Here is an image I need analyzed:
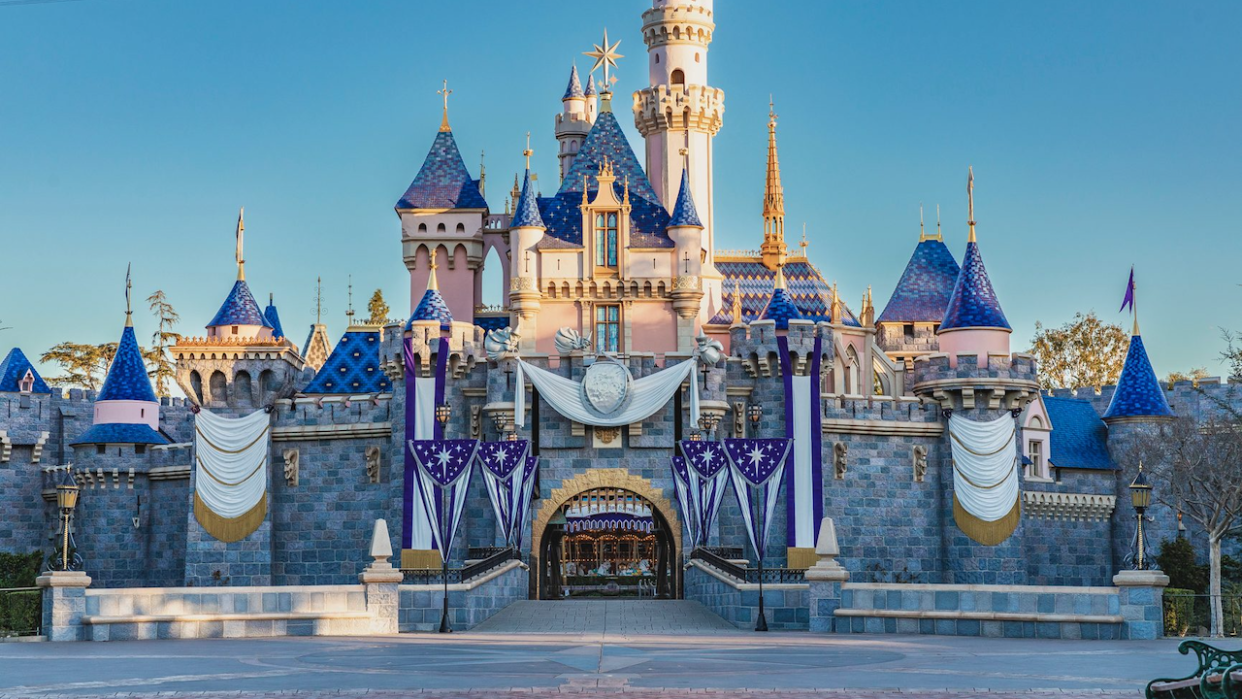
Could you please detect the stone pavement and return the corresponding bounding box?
[472,600,739,635]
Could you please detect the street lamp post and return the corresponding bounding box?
[745,403,768,632]
[1129,462,1153,571]
[55,481,80,571]
[435,401,453,633]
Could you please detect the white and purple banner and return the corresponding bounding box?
[777,335,824,549]
[670,456,698,547]
[409,438,480,563]
[723,438,794,563]
[476,439,536,549]
[402,337,448,550]
[677,440,730,548]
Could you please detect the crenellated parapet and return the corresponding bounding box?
[911,352,1039,412]
[633,84,725,137]
[729,319,833,379]
[173,334,306,409]
[378,321,486,382]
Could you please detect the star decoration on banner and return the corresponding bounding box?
[409,439,477,487]
[477,439,528,479]
[679,440,727,478]
[723,438,793,486]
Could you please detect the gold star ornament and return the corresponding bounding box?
[584,29,623,87]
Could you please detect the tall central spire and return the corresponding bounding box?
[760,97,787,270]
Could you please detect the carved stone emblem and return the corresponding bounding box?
[581,356,633,417]
[365,445,381,484]
[913,445,928,483]
[283,448,299,488]
[833,442,848,480]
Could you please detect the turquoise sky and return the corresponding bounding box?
[1,0,1238,381]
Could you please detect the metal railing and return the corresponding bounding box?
[699,546,744,561]
[1164,593,1242,637]
[402,548,519,585]
[0,588,41,638]
[690,547,807,585]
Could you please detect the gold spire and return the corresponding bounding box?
[731,279,743,325]
[235,207,245,281]
[967,166,976,243]
[124,262,133,327]
[774,263,787,290]
[761,97,787,270]
[479,149,486,197]
[623,175,630,206]
[919,203,929,242]
[830,281,842,325]
[1132,272,1141,336]
[345,274,355,322]
[936,203,943,241]
[427,258,440,292]
[437,80,453,132]
[800,223,809,254]
[523,132,533,171]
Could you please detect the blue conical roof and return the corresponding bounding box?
[563,65,584,100]
[758,270,805,330]
[97,325,157,403]
[584,75,597,97]
[1103,334,1174,420]
[511,169,545,229]
[940,241,1010,331]
[668,169,702,228]
[396,130,488,211]
[209,279,272,329]
[264,295,285,339]
[877,239,960,324]
[0,348,50,393]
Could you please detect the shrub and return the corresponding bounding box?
[1158,537,1207,593]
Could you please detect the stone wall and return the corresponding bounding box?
[684,561,809,630]
[398,561,528,632]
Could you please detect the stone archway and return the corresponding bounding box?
[531,469,682,600]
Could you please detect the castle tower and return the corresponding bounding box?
[508,149,546,352]
[760,100,786,271]
[407,260,454,338]
[633,0,725,267]
[936,169,1011,365]
[555,65,593,182]
[584,74,599,123]
[876,206,961,367]
[263,293,287,342]
[667,168,705,350]
[396,84,488,325]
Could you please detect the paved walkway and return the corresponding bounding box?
[0,630,1196,698]
[472,600,739,635]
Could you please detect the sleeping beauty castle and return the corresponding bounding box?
[0,0,1222,639]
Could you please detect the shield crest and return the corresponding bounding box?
[581,356,632,416]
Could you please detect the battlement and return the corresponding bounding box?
[379,322,485,381]
[632,84,725,136]
[911,352,1040,412]
[1048,376,1240,419]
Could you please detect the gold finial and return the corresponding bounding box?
[623,175,630,206]
[345,274,354,321]
[800,223,809,253]
[427,257,440,292]
[936,203,943,241]
[479,149,486,197]
[731,279,743,325]
[919,203,928,241]
[774,263,787,290]
[584,28,623,88]
[235,206,246,281]
[522,132,533,171]
[967,166,976,243]
[124,262,133,327]
[830,281,842,324]
[582,175,590,205]
[437,79,453,132]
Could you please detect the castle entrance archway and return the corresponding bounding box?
[531,469,682,600]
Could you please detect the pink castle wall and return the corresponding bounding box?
[94,400,159,429]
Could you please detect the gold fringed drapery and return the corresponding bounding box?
[194,492,266,543]
[953,494,1020,546]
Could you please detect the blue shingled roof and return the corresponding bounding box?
[474,316,509,332]
[264,297,285,339]
[563,65,584,100]
[536,110,673,249]
[72,422,168,446]
[302,329,392,394]
[396,130,488,211]
[758,286,804,329]
[97,326,158,403]
[940,240,1010,331]
[668,169,702,228]
[1103,335,1174,420]
[877,239,960,324]
[208,280,272,329]
[511,169,545,229]
[584,76,597,97]
[0,348,50,394]
[1043,397,1116,470]
[710,259,861,327]
[407,288,453,331]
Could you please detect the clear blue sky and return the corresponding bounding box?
[1,0,1238,380]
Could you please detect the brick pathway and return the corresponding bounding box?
[472,600,739,635]
[0,691,1142,699]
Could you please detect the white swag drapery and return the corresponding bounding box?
[194,408,271,543]
[513,357,700,428]
[947,413,1021,545]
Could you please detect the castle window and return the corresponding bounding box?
[595,305,620,354]
[456,223,465,234]
[595,212,618,268]
[1028,439,1045,479]
[135,444,146,455]
[19,370,33,393]
[231,326,238,335]
[903,324,915,340]
[671,69,685,86]
[96,445,106,455]
[655,54,660,64]
[695,53,700,63]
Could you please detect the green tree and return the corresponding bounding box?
[1029,311,1129,391]
[1166,367,1210,389]
[146,290,181,396]
[367,289,390,325]
[40,342,117,390]
[1223,329,1242,381]
[1157,536,1207,593]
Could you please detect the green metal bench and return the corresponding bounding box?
[1148,640,1242,699]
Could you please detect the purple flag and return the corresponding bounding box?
[680,440,727,479]
[409,439,477,487]
[478,440,527,480]
[723,438,793,487]
[1119,266,1135,313]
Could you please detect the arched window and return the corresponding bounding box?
[418,223,427,233]
[437,223,446,234]
[19,370,33,393]
[234,371,253,407]
[1029,416,1044,430]
[455,223,465,234]
[190,371,203,403]
[671,69,685,86]
[209,371,227,404]
[695,52,700,63]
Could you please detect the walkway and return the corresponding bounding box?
[471,600,738,635]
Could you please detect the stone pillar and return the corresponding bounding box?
[360,519,404,635]
[1114,569,1169,640]
[37,570,91,642]
[806,518,849,633]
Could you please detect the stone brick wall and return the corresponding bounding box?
[684,563,809,630]
[398,562,528,631]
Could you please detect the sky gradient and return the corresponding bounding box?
[1,0,1238,382]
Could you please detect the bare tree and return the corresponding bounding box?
[1135,416,1242,636]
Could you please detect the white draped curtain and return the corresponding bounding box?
[947,413,1021,545]
[194,408,270,543]
[514,358,700,428]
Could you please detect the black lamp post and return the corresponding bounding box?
[1129,462,1153,571]
[747,403,763,431]
[435,401,453,633]
[55,481,80,572]
[743,403,769,631]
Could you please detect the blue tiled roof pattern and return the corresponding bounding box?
[563,65,584,100]
[407,288,453,330]
[1103,335,1174,419]
[264,301,285,339]
[511,169,545,229]
[0,348,50,393]
[474,316,509,332]
[72,423,168,446]
[759,287,804,329]
[302,330,392,394]
[537,111,673,249]
[710,260,861,327]
[668,169,702,228]
[396,131,488,211]
[97,326,158,403]
[584,77,597,96]
[208,280,272,329]
[1043,397,1117,470]
[877,239,960,324]
[940,241,1011,331]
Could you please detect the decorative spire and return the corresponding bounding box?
[830,281,843,325]
[437,80,453,132]
[124,262,133,327]
[774,263,787,290]
[760,97,787,270]
[427,258,439,291]
[563,64,585,101]
[669,168,702,228]
[511,138,546,230]
[345,274,355,322]
[936,203,943,241]
[919,203,928,242]
[731,279,742,325]
[314,276,324,325]
[966,166,976,243]
[235,206,245,281]
[479,149,486,197]
[800,223,809,255]
[585,29,622,111]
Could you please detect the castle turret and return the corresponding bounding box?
[1102,326,1173,422]
[264,294,286,342]
[555,65,593,182]
[936,169,1011,365]
[876,207,961,366]
[207,209,274,341]
[584,74,599,123]
[757,264,804,331]
[509,153,546,352]
[407,260,454,336]
[667,168,705,350]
